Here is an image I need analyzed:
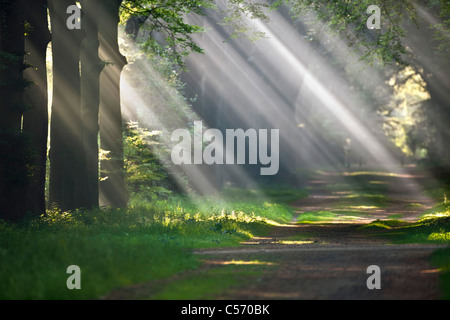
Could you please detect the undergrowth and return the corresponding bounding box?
[0,187,304,300]
[363,198,450,299]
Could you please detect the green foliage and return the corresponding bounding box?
[429,0,450,56]
[379,66,433,159]
[360,219,408,230]
[120,0,209,66]
[0,213,199,299]
[120,27,199,129]
[148,263,270,299]
[0,183,307,299]
[219,0,273,40]
[367,199,450,244]
[431,247,450,299]
[123,121,173,200]
[287,0,418,65]
[0,130,35,185]
[119,27,199,199]
[0,49,24,71]
[120,0,276,65]
[0,50,33,100]
[129,185,302,226]
[221,185,308,210]
[296,210,366,223]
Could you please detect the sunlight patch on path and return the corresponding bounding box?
[291,167,436,224]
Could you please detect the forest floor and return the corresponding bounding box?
[105,165,448,300]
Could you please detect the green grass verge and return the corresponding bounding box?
[296,210,366,223]
[362,200,450,299]
[431,248,450,300]
[0,226,200,299]
[363,201,450,243]
[148,262,275,300]
[0,186,306,300]
[359,219,409,230]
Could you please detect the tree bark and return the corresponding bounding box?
[0,0,26,221]
[48,0,85,211]
[99,0,128,208]
[22,0,52,216]
[79,0,105,208]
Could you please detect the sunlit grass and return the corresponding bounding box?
[0,223,200,299]
[343,171,409,177]
[275,240,314,245]
[296,210,363,223]
[221,186,309,206]
[0,185,305,299]
[211,260,278,266]
[406,202,425,208]
[362,197,450,299]
[364,202,450,244]
[428,232,450,242]
[369,180,389,184]
[360,219,408,230]
[347,205,379,210]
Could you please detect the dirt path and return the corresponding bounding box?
[193,166,446,300]
[104,166,447,300]
[195,225,444,299]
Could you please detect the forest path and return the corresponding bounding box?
[193,165,446,299]
[103,166,447,300]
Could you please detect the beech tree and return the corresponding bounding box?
[99,0,128,208]
[0,0,447,222]
[48,0,85,211]
[22,0,52,216]
[79,0,105,208]
[0,0,27,221]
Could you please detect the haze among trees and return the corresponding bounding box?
[1,0,450,302]
[0,0,448,222]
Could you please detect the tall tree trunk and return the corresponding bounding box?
[79,0,104,208]
[48,0,85,211]
[99,0,128,207]
[0,0,26,221]
[22,0,52,216]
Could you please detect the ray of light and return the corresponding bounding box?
[115,0,442,211]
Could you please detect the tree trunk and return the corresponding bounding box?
[48,0,85,211]
[79,0,104,208]
[22,0,52,216]
[99,0,128,208]
[0,0,26,221]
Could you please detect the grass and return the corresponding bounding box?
[148,262,274,299]
[0,185,306,300]
[0,225,199,299]
[220,185,309,208]
[360,219,409,230]
[296,210,361,223]
[367,201,450,244]
[431,249,450,300]
[362,199,450,299]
